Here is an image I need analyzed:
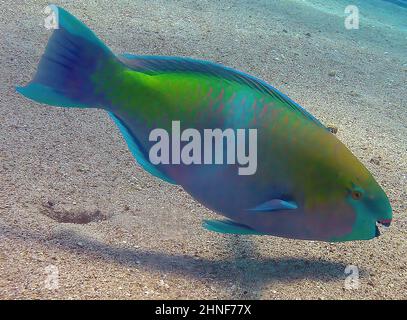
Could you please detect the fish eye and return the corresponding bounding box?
[351,190,363,200]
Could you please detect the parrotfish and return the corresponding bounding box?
[17,6,392,242]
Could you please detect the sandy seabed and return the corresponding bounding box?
[0,0,406,299]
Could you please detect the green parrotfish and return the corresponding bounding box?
[17,6,392,242]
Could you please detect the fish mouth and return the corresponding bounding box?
[377,219,392,227]
[375,219,392,237]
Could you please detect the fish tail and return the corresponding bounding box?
[16,5,117,108]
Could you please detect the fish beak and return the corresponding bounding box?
[375,219,392,237]
[377,219,392,227]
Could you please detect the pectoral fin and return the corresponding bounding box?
[203,219,266,235]
[248,199,298,212]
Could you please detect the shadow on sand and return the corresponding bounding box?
[1,224,356,297]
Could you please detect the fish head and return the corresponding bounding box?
[332,174,392,242]
[299,131,393,242]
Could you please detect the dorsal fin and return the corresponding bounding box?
[118,53,326,128]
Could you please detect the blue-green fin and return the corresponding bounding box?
[248,199,298,212]
[203,219,266,235]
[119,53,326,129]
[16,83,89,108]
[16,5,114,108]
[108,112,176,184]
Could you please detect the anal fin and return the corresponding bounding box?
[108,112,176,184]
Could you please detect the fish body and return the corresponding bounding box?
[17,6,392,242]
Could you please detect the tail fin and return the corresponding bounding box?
[16,5,116,108]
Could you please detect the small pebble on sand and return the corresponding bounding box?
[328,70,336,77]
[370,156,382,166]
